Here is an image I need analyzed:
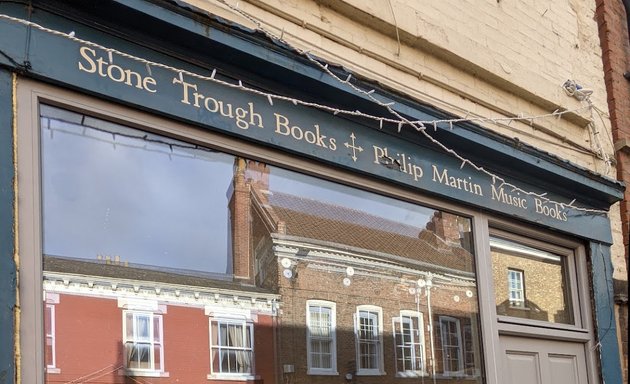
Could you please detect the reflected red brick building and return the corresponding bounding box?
[43,258,278,383]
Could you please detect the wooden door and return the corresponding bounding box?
[500,335,588,384]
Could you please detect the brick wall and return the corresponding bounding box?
[595,0,630,381]
[274,260,480,382]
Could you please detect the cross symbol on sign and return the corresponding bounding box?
[344,133,363,162]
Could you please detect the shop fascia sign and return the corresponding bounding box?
[0,21,611,241]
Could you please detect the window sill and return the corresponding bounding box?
[508,305,530,311]
[45,367,61,374]
[436,372,478,379]
[307,369,339,375]
[356,370,385,376]
[120,369,170,378]
[396,371,428,378]
[207,374,259,381]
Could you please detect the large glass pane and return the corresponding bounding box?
[41,105,233,279]
[42,105,483,383]
[491,237,573,324]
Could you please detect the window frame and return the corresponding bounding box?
[122,310,165,376]
[43,302,59,374]
[306,300,338,375]
[507,268,525,308]
[439,315,464,376]
[489,227,585,332]
[355,305,385,376]
[393,310,426,377]
[209,316,255,379]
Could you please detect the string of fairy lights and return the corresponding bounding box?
[214,0,612,157]
[213,1,615,212]
[0,12,613,214]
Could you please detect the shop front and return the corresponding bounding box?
[0,1,624,384]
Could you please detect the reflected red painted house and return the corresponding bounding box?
[43,258,278,383]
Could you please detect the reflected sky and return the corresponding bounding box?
[41,105,233,274]
[41,105,435,276]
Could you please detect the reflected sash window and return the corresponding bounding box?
[123,311,163,372]
[355,306,383,375]
[491,236,574,324]
[307,301,337,374]
[439,316,463,375]
[508,269,525,307]
[393,311,425,376]
[210,319,254,375]
[44,304,57,371]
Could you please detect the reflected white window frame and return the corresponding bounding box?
[122,310,165,376]
[393,310,426,377]
[306,300,338,375]
[461,324,476,373]
[209,316,255,379]
[43,299,60,374]
[507,269,525,307]
[355,305,385,376]
[439,315,464,376]
[208,314,256,380]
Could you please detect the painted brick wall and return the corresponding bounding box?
[186,0,614,174]
[595,0,630,382]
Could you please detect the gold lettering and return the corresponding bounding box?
[107,64,125,82]
[373,145,387,164]
[172,76,197,105]
[235,107,249,130]
[78,46,157,93]
[142,77,157,93]
[274,113,291,135]
[78,47,97,73]
[248,103,263,128]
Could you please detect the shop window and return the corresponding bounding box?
[355,306,384,375]
[123,311,164,374]
[210,319,254,376]
[22,91,485,383]
[393,311,425,377]
[307,300,337,374]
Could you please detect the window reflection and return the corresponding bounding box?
[491,237,573,324]
[42,105,484,383]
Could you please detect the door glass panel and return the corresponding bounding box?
[490,237,573,325]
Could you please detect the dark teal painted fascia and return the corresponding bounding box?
[0,68,15,384]
[0,1,621,244]
[113,0,624,207]
[590,243,623,384]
